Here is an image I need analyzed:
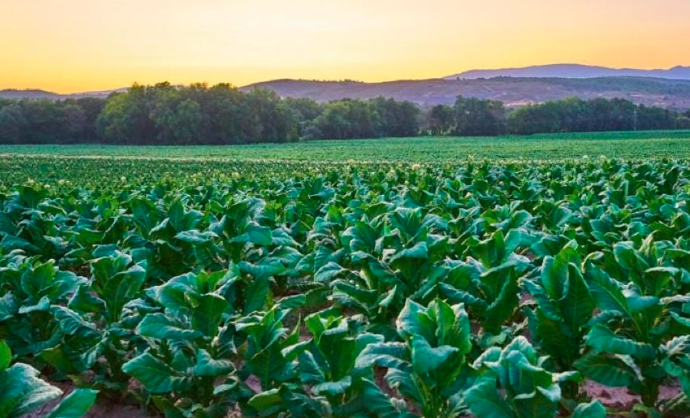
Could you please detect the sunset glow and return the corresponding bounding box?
[2,0,690,93]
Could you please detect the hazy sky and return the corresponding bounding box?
[2,0,690,93]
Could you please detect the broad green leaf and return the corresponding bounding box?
[136,313,202,341]
[465,377,514,418]
[411,336,458,374]
[0,293,18,321]
[314,261,346,283]
[194,350,235,377]
[175,229,218,244]
[248,388,282,412]
[0,341,10,371]
[122,352,186,394]
[575,353,637,387]
[586,324,656,360]
[356,342,409,370]
[312,376,352,396]
[45,389,99,418]
[191,293,229,337]
[572,400,606,418]
[0,363,62,418]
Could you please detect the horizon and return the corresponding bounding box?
[4,62,690,95]
[2,0,690,94]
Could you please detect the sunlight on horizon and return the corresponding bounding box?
[1,0,690,93]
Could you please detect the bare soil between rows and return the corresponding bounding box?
[26,378,682,417]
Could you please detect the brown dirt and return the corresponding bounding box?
[584,380,641,410]
[23,381,154,418]
[24,373,684,418]
[584,380,682,416]
[245,374,262,392]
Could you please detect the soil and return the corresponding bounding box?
[24,381,154,418]
[584,380,682,416]
[26,374,684,417]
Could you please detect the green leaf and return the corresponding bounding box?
[122,352,185,394]
[0,293,18,321]
[95,258,146,321]
[396,298,427,337]
[361,379,412,418]
[390,241,429,263]
[20,261,56,300]
[191,294,229,337]
[68,285,106,313]
[136,313,202,341]
[350,221,378,252]
[585,263,629,316]
[0,363,63,418]
[562,264,595,333]
[175,229,217,244]
[0,341,11,371]
[411,336,458,374]
[0,213,18,235]
[586,324,656,360]
[465,377,514,418]
[244,275,270,315]
[45,389,99,418]
[572,400,606,418]
[314,261,346,283]
[540,255,567,301]
[194,350,235,377]
[52,306,99,337]
[356,342,409,371]
[575,353,637,387]
[248,388,282,411]
[1,234,40,254]
[312,376,352,396]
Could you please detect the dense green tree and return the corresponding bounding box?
[370,97,420,137]
[0,85,688,144]
[426,104,455,135]
[201,84,255,144]
[312,97,420,139]
[97,84,156,144]
[313,99,380,139]
[20,100,71,143]
[506,97,680,135]
[245,89,300,143]
[637,105,676,130]
[0,102,27,143]
[61,104,89,142]
[453,96,507,136]
[508,103,560,134]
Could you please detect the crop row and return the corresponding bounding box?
[1,159,689,417]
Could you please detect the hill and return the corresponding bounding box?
[242,76,690,108]
[445,64,690,80]
[0,89,63,100]
[7,73,690,109]
[0,88,124,101]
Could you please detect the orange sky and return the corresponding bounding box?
[1,0,689,93]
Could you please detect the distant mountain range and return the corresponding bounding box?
[243,76,690,109]
[4,64,690,109]
[445,64,690,80]
[0,88,124,100]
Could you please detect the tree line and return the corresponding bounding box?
[427,96,690,136]
[1,82,690,144]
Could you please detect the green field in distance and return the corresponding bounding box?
[0,130,689,162]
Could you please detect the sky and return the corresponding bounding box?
[1,0,690,93]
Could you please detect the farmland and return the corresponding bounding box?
[2,134,690,418]
[1,130,690,164]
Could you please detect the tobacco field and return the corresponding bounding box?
[2,156,690,417]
